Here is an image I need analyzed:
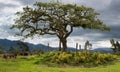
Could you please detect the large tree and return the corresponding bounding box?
[11,1,110,51]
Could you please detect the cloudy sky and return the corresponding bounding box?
[0,0,120,48]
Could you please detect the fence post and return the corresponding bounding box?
[48,43,50,52]
[76,43,78,53]
[79,44,81,51]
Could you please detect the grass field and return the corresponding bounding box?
[0,56,120,72]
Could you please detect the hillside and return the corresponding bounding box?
[0,39,55,53]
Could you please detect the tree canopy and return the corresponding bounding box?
[11,1,110,51]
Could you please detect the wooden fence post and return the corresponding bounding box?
[48,43,50,52]
[76,43,78,53]
[79,44,81,51]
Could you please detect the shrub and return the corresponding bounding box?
[115,51,120,55]
[36,51,117,67]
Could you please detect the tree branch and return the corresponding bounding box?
[65,26,73,38]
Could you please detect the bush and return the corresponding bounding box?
[115,51,120,55]
[35,51,117,67]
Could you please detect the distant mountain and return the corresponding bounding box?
[90,48,115,54]
[0,39,55,53]
[0,39,115,54]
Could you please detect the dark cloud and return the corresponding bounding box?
[108,25,120,38]
[88,0,120,41]
[100,0,120,18]
[109,0,120,14]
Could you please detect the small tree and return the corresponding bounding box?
[110,39,120,52]
[11,1,110,51]
[84,40,92,50]
[17,41,30,53]
[8,46,19,54]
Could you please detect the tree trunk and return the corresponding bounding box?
[59,40,62,51]
[61,38,67,52]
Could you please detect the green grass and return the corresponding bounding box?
[0,56,120,72]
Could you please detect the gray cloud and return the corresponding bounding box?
[109,0,120,14]
[17,0,50,5]
[0,25,14,34]
[0,3,18,11]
